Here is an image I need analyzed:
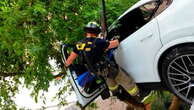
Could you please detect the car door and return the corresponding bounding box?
[109,0,163,83]
[61,44,107,107]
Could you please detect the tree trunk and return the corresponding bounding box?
[168,95,182,110]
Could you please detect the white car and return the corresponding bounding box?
[191,102,194,110]
[62,0,194,107]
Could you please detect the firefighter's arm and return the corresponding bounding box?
[107,39,119,49]
[65,51,78,67]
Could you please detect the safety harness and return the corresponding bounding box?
[76,37,119,91]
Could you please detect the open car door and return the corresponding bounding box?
[61,44,109,107]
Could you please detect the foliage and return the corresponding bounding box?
[151,91,190,110]
[86,102,98,110]
[151,91,172,110]
[0,0,138,109]
[106,0,138,26]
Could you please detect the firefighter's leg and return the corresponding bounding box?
[105,78,119,96]
[115,68,139,97]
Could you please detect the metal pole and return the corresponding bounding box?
[101,0,108,37]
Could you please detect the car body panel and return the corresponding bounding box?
[156,0,194,45]
[114,0,194,83]
[153,0,194,80]
[114,19,162,83]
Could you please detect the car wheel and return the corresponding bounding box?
[162,45,194,104]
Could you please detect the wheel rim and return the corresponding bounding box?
[167,54,194,104]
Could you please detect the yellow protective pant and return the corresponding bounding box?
[106,68,139,96]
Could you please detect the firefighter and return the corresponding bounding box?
[65,21,140,101]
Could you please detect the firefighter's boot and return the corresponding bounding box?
[105,76,120,96]
[115,68,140,100]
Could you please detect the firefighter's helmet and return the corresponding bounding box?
[84,21,101,34]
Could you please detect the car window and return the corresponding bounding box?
[154,0,173,17]
[108,0,173,41]
[108,1,160,41]
[140,1,159,21]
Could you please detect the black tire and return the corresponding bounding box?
[161,45,194,104]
